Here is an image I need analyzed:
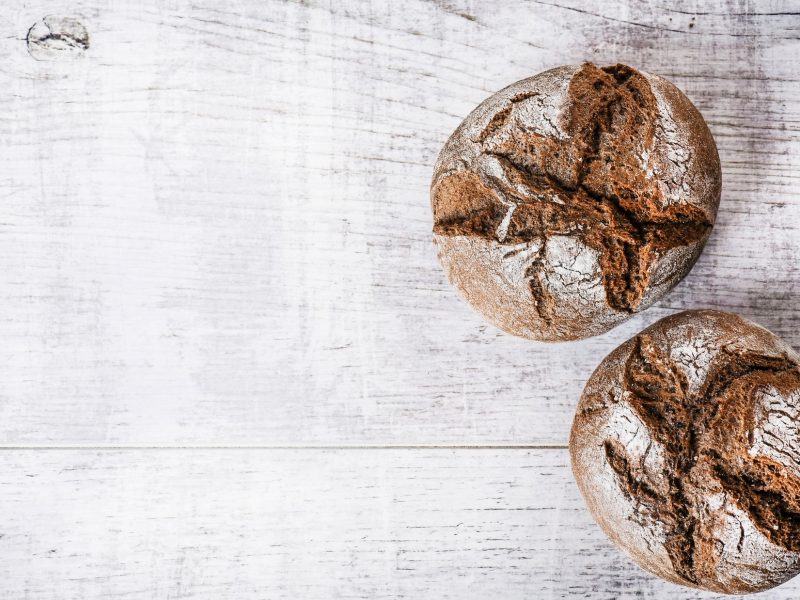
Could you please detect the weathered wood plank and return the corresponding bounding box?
[0,448,794,599]
[0,0,798,444]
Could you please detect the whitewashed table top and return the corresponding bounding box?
[1,0,799,597]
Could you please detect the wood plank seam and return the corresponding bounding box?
[0,443,570,450]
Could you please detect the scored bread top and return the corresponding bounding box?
[432,63,721,341]
[571,310,800,593]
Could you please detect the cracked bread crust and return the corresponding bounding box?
[570,310,800,594]
[432,63,721,341]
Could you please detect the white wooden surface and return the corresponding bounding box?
[1,0,799,445]
[0,448,795,599]
[2,0,800,597]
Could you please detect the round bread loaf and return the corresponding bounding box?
[431,63,721,341]
[570,310,800,593]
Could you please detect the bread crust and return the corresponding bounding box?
[570,310,800,593]
[432,63,721,341]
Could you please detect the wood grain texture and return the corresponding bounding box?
[0,448,795,599]
[4,2,800,595]
[0,1,798,447]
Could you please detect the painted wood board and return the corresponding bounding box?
[0,448,796,599]
[0,2,798,449]
[3,2,800,596]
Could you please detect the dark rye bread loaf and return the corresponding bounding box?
[432,63,721,341]
[570,310,800,593]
